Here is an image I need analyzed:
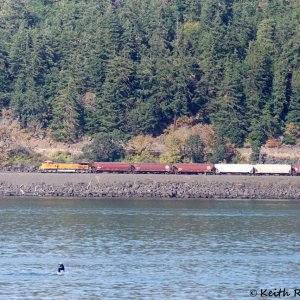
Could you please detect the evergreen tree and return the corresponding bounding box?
[212,54,246,147]
[286,68,300,130]
[0,47,10,107]
[210,136,235,163]
[51,76,80,142]
[11,76,46,128]
[198,7,228,107]
[98,51,136,134]
[184,134,204,163]
[244,44,274,147]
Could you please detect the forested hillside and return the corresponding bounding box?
[0,0,299,162]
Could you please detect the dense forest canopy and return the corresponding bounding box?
[0,0,299,152]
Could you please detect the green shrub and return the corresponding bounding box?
[83,133,124,162]
[50,151,73,163]
[3,147,44,167]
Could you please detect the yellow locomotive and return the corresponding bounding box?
[39,161,89,173]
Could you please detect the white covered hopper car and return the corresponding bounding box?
[215,164,254,174]
[254,164,292,175]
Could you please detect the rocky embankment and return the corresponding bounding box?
[0,173,299,199]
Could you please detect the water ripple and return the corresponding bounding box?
[1,198,300,299]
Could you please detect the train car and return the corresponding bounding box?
[215,164,254,174]
[39,161,89,173]
[172,163,215,174]
[39,161,58,172]
[292,165,300,175]
[132,163,172,174]
[254,164,292,175]
[91,162,132,173]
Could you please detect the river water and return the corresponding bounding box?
[1,198,300,299]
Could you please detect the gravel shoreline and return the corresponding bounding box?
[0,172,299,199]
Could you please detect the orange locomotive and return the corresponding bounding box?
[39,161,89,173]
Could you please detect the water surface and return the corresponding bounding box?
[0,198,300,299]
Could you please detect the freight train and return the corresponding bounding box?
[39,161,300,175]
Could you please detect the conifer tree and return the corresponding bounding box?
[286,68,300,130]
[212,55,246,147]
[184,134,204,163]
[51,76,80,142]
[12,76,46,128]
[0,47,10,107]
[98,51,136,133]
[244,44,273,148]
[126,55,163,135]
